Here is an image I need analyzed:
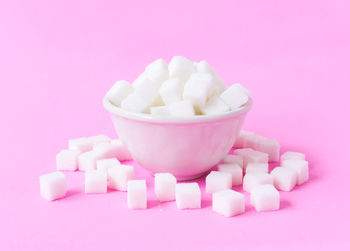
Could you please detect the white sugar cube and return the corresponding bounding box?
[196,60,215,74]
[234,148,268,169]
[106,80,133,106]
[127,180,147,209]
[218,164,243,186]
[120,93,151,113]
[68,137,93,153]
[145,58,169,84]
[245,163,269,174]
[159,78,184,105]
[271,166,297,191]
[78,150,100,171]
[88,135,111,145]
[56,149,80,171]
[39,171,67,201]
[175,183,201,209]
[250,184,280,212]
[132,72,147,89]
[200,96,230,115]
[168,56,196,82]
[150,106,170,117]
[155,173,177,202]
[209,75,227,98]
[281,159,309,185]
[85,170,107,193]
[233,130,255,148]
[243,135,280,162]
[93,142,118,159]
[243,172,273,192]
[205,171,233,194]
[133,73,162,105]
[280,151,306,166]
[212,189,245,217]
[168,100,195,117]
[96,158,120,172]
[108,164,134,191]
[183,72,214,109]
[221,155,243,168]
[220,84,249,109]
[110,139,133,161]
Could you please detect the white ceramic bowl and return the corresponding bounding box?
[103,97,252,180]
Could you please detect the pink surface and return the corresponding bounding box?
[1,0,349,250]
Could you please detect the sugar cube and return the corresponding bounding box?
[196,60,215,74]
[221,155,243,168]
[220,84,249,109]
[39,171,67,201]
[212,189,245,217]
[243,134,280,162]
[205,171,233,194]
[245,163,269,174]
[78,150,100,171]
[234,148,268,169]
[271,166,297,191]
[85,170,107,193]
[168,100,195,117]
[200,96,230,115]
[183,72,214,109]
[88,135,111,145]
[120,93,151,113]
[132,72,147,89]
[133,75,162,106]
[175,183,201,209]
[56,149,80,171]
[243,172,273,192]
[159,78,184,105]
[110,139,132,161]
[281,159,309,185]
[155,173,177,202]
[96,158,120,172]
[93,142,118,159]
[106,80,133,106]
[68,137,93,153]
[150,106,170,117]
[218,163,243,186]
[250,184,280,212]
[145,58,169,84]
[280,151,306,166]
[233,130,255,148]
[127,180,147,209]
[108,164,134,191]
[168,56,196,82]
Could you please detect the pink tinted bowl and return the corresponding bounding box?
[103,97,252,180]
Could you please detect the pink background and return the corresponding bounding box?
[1,0,349,250]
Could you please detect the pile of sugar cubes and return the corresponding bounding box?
[40,130,309,217]
[106,56,250,116]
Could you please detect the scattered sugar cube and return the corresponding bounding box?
[96,158,120,172]
[78,150,100,171]
[212,189,245,217]
[271,166,297,191]
[233,130,255,148]
[243,172,273,192]
[39,171,67,201]
[200,96,230,115]
[250,184,280,212]
[88,135,111,145]
[183,72,214,109]
[106,80,133,106]
[120,93,151,113]
[245,163,269,174]
[68,137,93,153]
[93,142,118,159]
[243,135,280,162]
[150,106,170,117]
[217,164,243,186]
[85,170,107,193]
[127,180,147,209]
[281,159,309,185]
[280,151,306,166]
[221,154,243,168]
[196,60,215,74]
[168,56,196,82]
[234,148,268,169]
[168,100,195,117]
[155,173,177,202]
[110,139,132,161]
[175,183,201,209]
[145,58,169,84]
[205,171,233,194]
[56,149,80,171]
[108,164,134,191]
[220,84,249,109]
[159,78,184,105]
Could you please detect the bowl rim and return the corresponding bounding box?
[103,96,252,124]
